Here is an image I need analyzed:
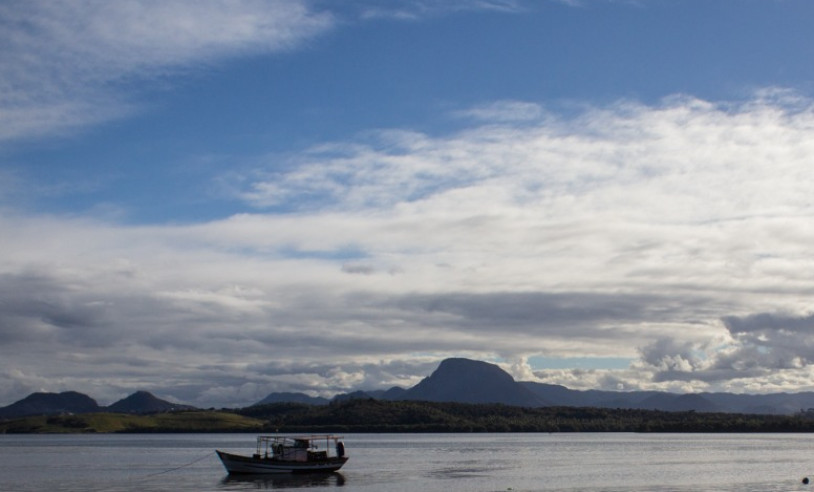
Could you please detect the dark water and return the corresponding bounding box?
[1,433,814,491]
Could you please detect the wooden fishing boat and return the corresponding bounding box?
[216,435,348,474]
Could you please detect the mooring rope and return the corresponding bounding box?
[89,451,216,492]
[142,450,215,478]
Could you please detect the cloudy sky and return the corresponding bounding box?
[3,0,814,407]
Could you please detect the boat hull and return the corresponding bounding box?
[216,450,348,474]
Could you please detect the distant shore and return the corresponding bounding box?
[4,400,814,434]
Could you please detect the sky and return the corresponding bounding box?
[3,0,814,408]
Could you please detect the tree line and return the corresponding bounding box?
[234,398,814,433]
[7,399,814,433]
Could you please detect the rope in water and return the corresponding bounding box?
[90,451,215,492]
[142,450,215,478]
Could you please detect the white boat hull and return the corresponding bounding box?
[216,450,348,474]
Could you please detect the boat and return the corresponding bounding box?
[216,434,348,474]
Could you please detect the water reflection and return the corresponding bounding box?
[220,472,346,489]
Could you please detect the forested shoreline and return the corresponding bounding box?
[7,399,814,433]
[235,399,814,433]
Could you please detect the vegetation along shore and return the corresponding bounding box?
[5,399,814,434]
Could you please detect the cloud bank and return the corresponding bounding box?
[4,92,814,405]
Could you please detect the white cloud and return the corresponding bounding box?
[0,0,333,141]
[5,93,814,405]
[454,100,545,122]
[233,93,814,303]
[353,0,525,21]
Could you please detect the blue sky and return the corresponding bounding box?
[4,0,814,407]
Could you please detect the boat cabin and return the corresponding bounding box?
[252,435,345,463]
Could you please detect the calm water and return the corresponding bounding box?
[1,433,814,491]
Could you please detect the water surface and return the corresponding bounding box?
[1,433,813,491]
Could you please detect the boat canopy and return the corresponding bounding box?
[254,435,345,459]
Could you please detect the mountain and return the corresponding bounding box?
[520,382,675,408]
[700,391,814,415]
[0,390,196,418]
[7,358,814,417]
[635,393,719,413]
[520,383,814,415]
[107,391,196,414]
[254,388,410,406]
[230,358,814,415]
[370,387,408,400]
[398,358,548,407]
[250,358,814,414]
[332,390,374,402]
[0,391,101,418]
[254,392,329,406]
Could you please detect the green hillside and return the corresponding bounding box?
[0,411,264,433]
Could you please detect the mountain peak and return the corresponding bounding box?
[107,391,195,414]
[0,391,100,418]
[402,357,547,407]
[254,392,329,406]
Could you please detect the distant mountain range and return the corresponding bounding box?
[5,358,814,418]
[0,390,195,419]
[256,358,814,415]
[254,391,330,406]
